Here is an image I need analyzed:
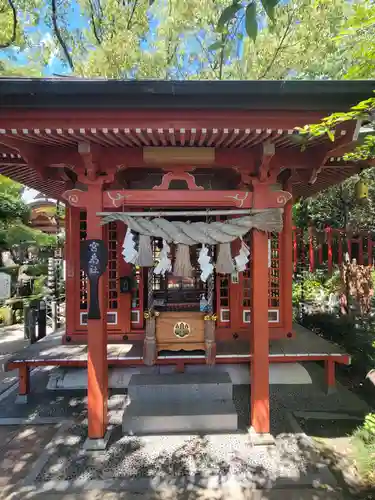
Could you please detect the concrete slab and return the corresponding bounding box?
[47,366,159,391]
[83,429,113,451]
[293,411,365,421]
[15,395,28,404]
[122,399,238,434]
[248,427,275,446]
[47,363,312,391]
[128,372,233,402]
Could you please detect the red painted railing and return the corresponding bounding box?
[293,227,375,274]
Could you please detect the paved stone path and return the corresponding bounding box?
[0,325,29,395]
[0,424,59,499]
[0,326,370,499]
[4,487,346,500]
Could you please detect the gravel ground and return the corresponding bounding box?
[37,423,328,488]
[0,363,369,489]
[33,384,335,487]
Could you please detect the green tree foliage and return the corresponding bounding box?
[0,176,55,252]
[0,175,29,222]
[229,0,355,80]
[0,0,364,80]
[300,1,375,162]
[293,170,375,233]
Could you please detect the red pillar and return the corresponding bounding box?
[325,360,336,392]
[86,183,108,439]
[293,228,298,273]
[282,199,293,337]
[338,231,343,266]
[359,235,364,265]
[327,228,333,275]
[368,236,373,266]
[250,229,270,434]
[309,235,315,272]
[64,206,78,337]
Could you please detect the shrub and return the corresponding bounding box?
[33,275,47,295]
[0,306,12,326]
[23,263,48,276]
[352,413,375,485]
[301,312,375,376]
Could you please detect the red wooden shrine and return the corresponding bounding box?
[293,226,375,273]
[0,79,373,443]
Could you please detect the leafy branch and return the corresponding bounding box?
[216,0,281,42]
[257,6,295,79]
[51,0,74,70]
[0,0,17,49]
[297,94,375,161]
[127,0,140,30]
[88,0,103,45]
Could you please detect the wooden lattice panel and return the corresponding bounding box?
[108,222,119,311]
[240,232,281,325]
[79,211,87,310]
[217,275,230,323]
[131,267,143,326]
[78,213,120,327]
[268,233,280,309]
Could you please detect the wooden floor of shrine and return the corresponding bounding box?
[6,323,350,370]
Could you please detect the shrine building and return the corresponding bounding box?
[0,78,373,447]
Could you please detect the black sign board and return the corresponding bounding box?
[80,239,108,320]
[120,276,132,293]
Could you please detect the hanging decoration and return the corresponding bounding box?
[122,228,138,264]
[101,210,283,244]
[234,239,250,272]
[204,272,216,365]
[137,234,153,267]
[154,240,172,276]
[106,209,284,275]
[173,244,193,277]
[215,243,235,275]
[355,179,369,202]
[198,245,214,282]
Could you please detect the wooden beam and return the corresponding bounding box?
[18,365,30,397]
[258,141,275,181]
[250,229,270,434]
[308,122,360,184]
[62,187,292,210]
[281,189,293,337]
[86,182,108,440]
[78,141,98,181]
[0,109,328,131]
[143,147,215,164]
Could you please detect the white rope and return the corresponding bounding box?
[102,210,283,245]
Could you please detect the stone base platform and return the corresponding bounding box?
[122,372,238,435]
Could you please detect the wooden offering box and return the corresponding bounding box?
[156,311,205,352]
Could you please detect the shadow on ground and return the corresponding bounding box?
[0,363,374,499]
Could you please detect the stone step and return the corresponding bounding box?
[122,399,238,434]
[128,372,232,402]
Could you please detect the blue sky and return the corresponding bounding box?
[1,0,86,76]
[0,0,282,78]
[1,0,296,78]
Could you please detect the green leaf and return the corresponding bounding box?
[260,0,280,22]
[208,41,224,51]
[217,2,242,31]
[245,2,257,42]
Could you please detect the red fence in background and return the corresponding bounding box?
[292,227,375,274]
